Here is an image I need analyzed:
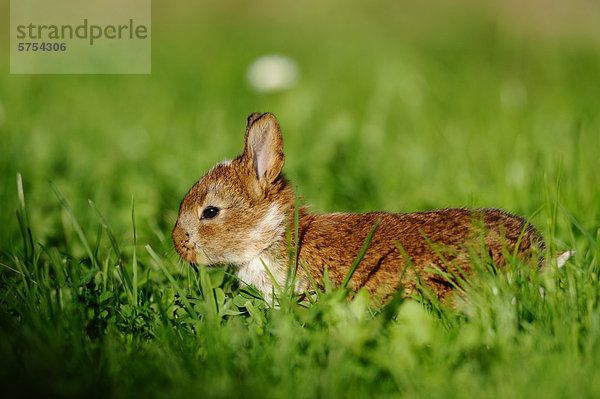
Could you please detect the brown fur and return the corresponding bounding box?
[173,113,544,304]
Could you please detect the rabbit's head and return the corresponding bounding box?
[172,113,294,268]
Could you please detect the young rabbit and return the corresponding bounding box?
[172,112,568,304]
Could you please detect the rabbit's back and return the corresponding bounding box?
[297,208,542,302]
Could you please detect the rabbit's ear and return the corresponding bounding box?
[243,113,285,183]
[245,112,262,132]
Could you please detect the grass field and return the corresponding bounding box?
[1,0,600,397]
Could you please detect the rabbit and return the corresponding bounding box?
[172,112,571,304]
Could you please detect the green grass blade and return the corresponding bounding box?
[199,265,218,320]
[512,204,544,260]
[299,259,322,300]
[16,173,36,270]
[322,264,332,294]
[131,196,138,306]
[50,181,96,268]
[88,200,123,265]
[146,245,198,321]
[558,202,597,251]
[89,199,133,302]
[244,300,265,328]
[289,186,301,298]
[341,218,381,290]
[260,257,283,297]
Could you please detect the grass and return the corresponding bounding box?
[1,0,600,397]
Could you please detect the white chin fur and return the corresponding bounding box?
[237,251,286,294]
[236,202,310,300]
[236,202,289,297]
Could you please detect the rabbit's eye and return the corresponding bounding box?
[201,206,220,220]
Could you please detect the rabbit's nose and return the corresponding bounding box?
[172,224,193,260]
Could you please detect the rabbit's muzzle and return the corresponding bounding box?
[172,223,199,264]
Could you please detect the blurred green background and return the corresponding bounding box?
[1,0,599,252]
[1,0,600,397]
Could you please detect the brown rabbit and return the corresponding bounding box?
[172,113,569,304]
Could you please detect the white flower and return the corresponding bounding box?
[247,55,299,93]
